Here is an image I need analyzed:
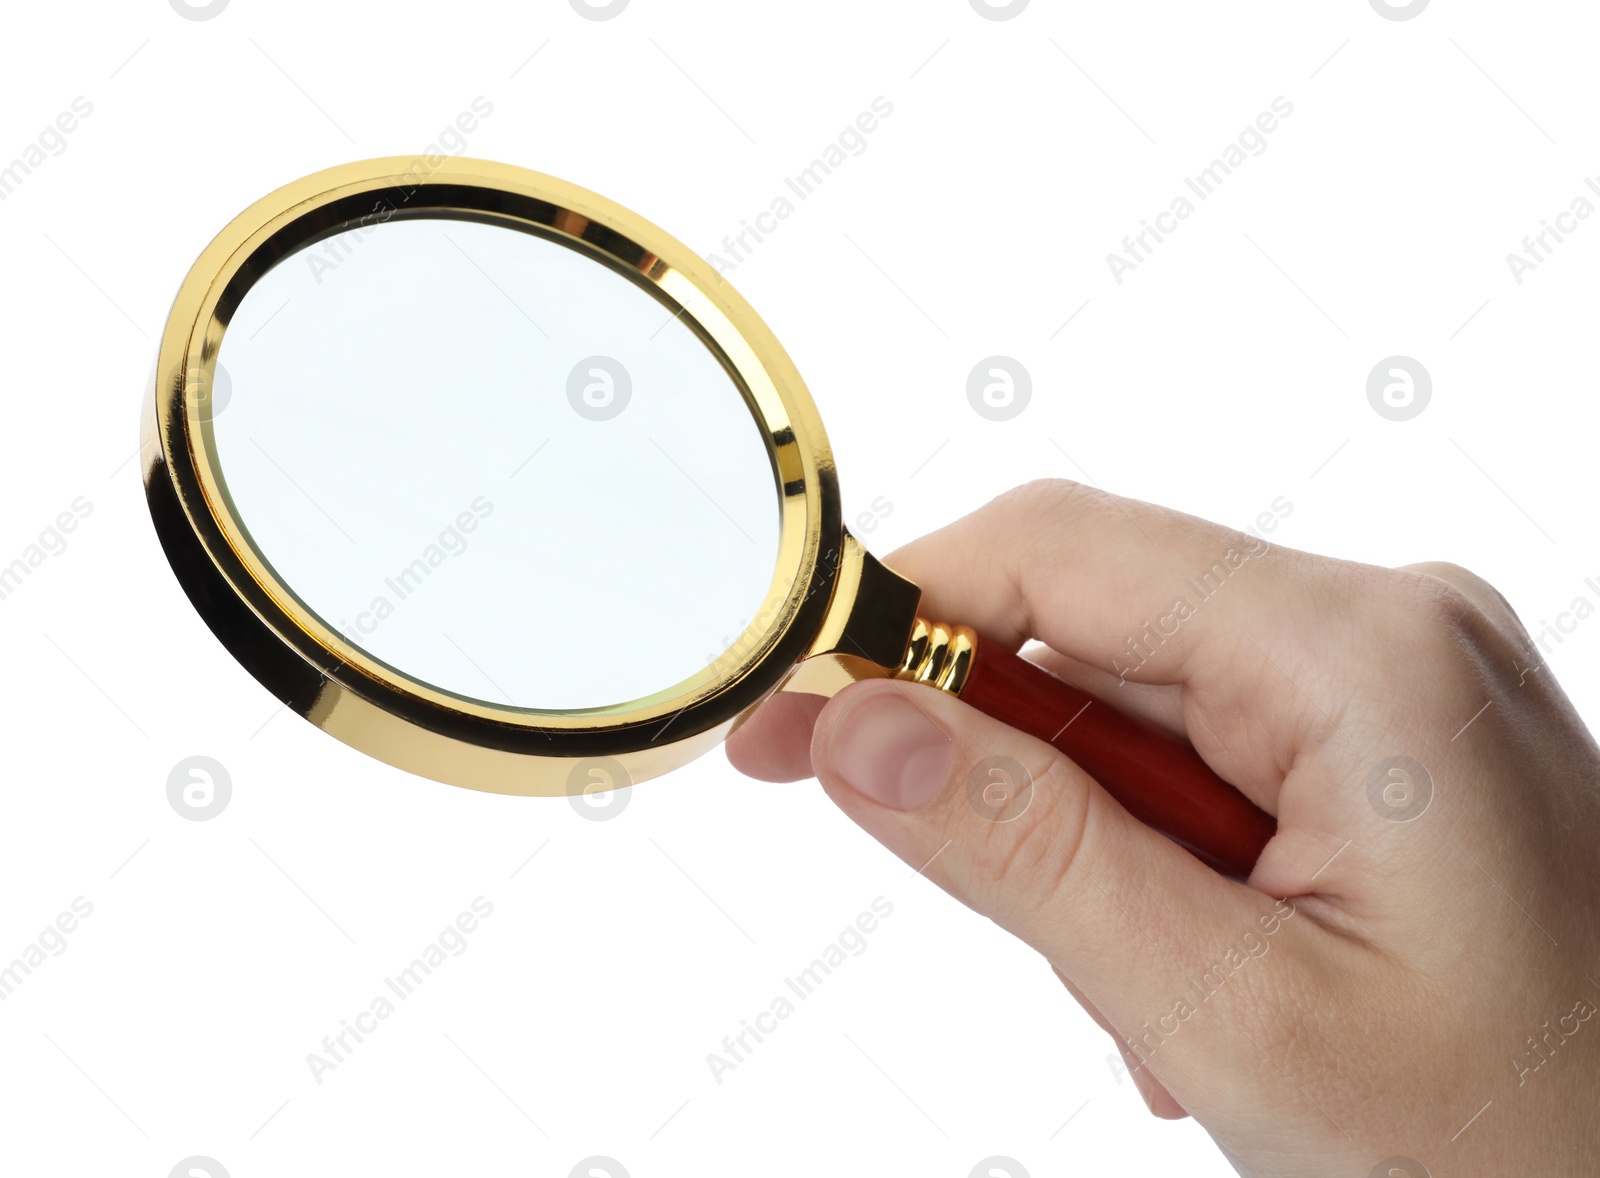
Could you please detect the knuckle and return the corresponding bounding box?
[1361,568,1502,669]
[1408,561,1530,637]
[1405,559,1479,588]
[985,480,1088,544]
[1405,572,1485,632]
[992,477,1087,522]
[994,477,1117,569]
[1335,565,1542,731]
[1404,571,1519,669]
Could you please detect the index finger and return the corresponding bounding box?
[879,479,1374,803]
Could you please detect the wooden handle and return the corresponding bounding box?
[957,638,1274,878]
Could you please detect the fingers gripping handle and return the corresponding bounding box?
[896,620,1275,878]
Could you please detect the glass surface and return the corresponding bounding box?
[213,217,781,710]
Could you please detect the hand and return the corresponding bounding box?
[726,479,1600,1177]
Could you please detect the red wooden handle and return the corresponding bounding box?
[958,639,1274,878]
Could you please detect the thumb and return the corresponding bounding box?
[811,677,1298,1100]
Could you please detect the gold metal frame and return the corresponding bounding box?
[144,155,933,796]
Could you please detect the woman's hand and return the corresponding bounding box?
[726,479,1600,1177]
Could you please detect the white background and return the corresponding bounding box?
[1,2,1597,1175]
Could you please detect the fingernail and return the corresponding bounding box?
[827,689,953,810]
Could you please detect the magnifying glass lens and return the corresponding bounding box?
[215,217,781,711]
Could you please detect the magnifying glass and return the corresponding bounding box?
[143,156,1274,877]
